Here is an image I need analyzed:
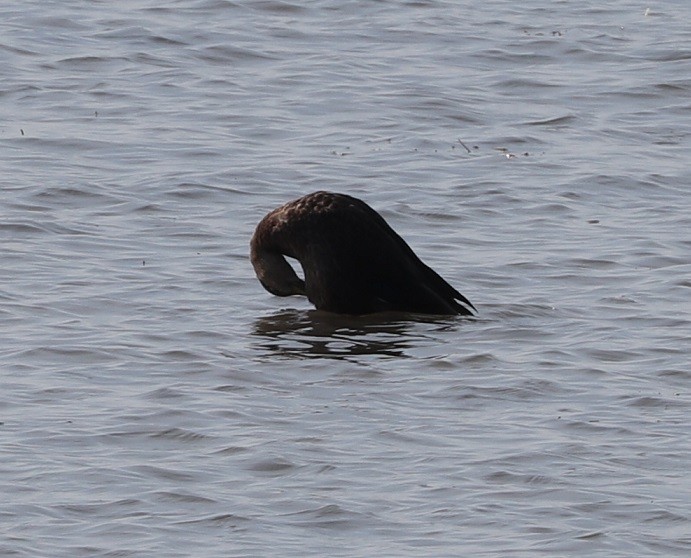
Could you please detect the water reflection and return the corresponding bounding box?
[251,309,459,359]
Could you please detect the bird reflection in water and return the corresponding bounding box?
[251,309,458,359]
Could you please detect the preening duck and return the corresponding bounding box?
[250,191,476,316]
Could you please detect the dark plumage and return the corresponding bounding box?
[250,191,476,316]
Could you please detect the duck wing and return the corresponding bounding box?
[295,192,475,315]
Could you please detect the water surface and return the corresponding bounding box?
[1,1,690,556]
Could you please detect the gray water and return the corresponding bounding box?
[1,1,690,556]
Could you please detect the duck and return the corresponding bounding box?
[250,191,475,315]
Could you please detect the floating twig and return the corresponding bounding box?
[457,138,471,154]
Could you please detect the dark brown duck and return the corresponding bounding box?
[250,191,476,316]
